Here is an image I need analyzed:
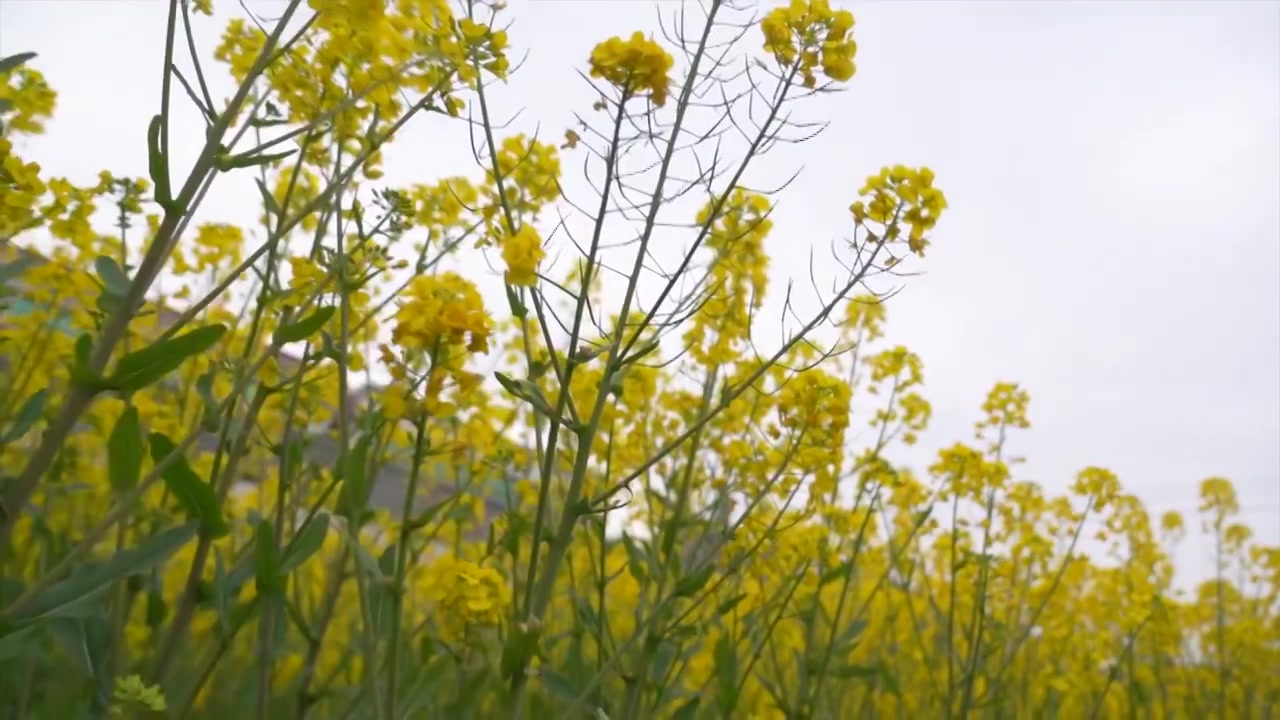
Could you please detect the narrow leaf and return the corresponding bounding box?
[256,177,280,218]
[11,522,197,623]
[107,406,144,492]
[254,520,282,595]
[92,256,130,297]
[273,306,335,345]
[336,434,373,520]
[0,52,37,75]
[818,560,853,587]
[149,432,228,537]
[0,624,40,661]
[48,618,95,676]
[280,513,329,574]
[216,148,296,172]
[336,523,385,581]
[109,324,226,391]
[674,564,714,598]
[70,333,105,390]
[830,664,878,679]
[2,387,47,443]
[672,698,701,720]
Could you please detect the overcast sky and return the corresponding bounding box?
[3,0,1278,587]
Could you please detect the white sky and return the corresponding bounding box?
[3,0,1278,588]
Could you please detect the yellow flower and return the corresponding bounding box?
[424,554,510,642]
[588,32,675,106]
[392,271,492,355]
[0,63,58,135]
[0,139,47,239]
[500,223,545,287]
[761,0,857,87]
[850,164,947,255]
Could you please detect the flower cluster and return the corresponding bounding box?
[0,64,57,134]
[0,140,45,240]
[761,0,857,87]
[392,271,492,355]
[589,32,675,106]
[1,62,55,241]
[850,164,948,255]
[842,293,887,341]
[412,176,479,241]
[1071,466,1122,512]
[777,368,852,497]
[174,223,245,275]
[456,16,512,83]
[500,223,545,287]
[685,190,772,365]
[481,134,562,230]
[424,554,510,642]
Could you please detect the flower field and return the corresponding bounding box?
[0,1,1276,718]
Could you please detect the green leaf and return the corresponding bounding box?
[9,522,197,624]
[280,513,329,574]
[215,148,296,172]
[714,632,739,714]
[92,256,130,298]
[405,496,452,532]
[622,534,649,584]
[273,306,335,345]
[147,114,172,208]
[818,560,853,587]
[674,564,714,598]
[149,432,228,537]
[715,593,747,616]
[672,698,701,720]
[74,333,92,366]
[256,177,280,219]
[831,618,868,654]
[623,337,662,365]
[70,333,106,390]
[48,616,109,678]
[249,117,291,129]
[336,523,385,581]
[283,594,317,643]
[0,624,40,662]
[2,387,47,443]
[254,520,282,595]
[830,664,878,679]
[878,662,902,696]
[366,545,397,636]
[0,52,37,76]
[336,433,373,521]
[528,360,548,381]
[108,324,226,391]
[500,620,543,681]
[211,550,230,636]
[537,670,580,701]
[106,406,144,492]
[145,583,168,628]
[493,371,555,417]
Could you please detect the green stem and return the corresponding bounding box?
[385,418,430,716]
